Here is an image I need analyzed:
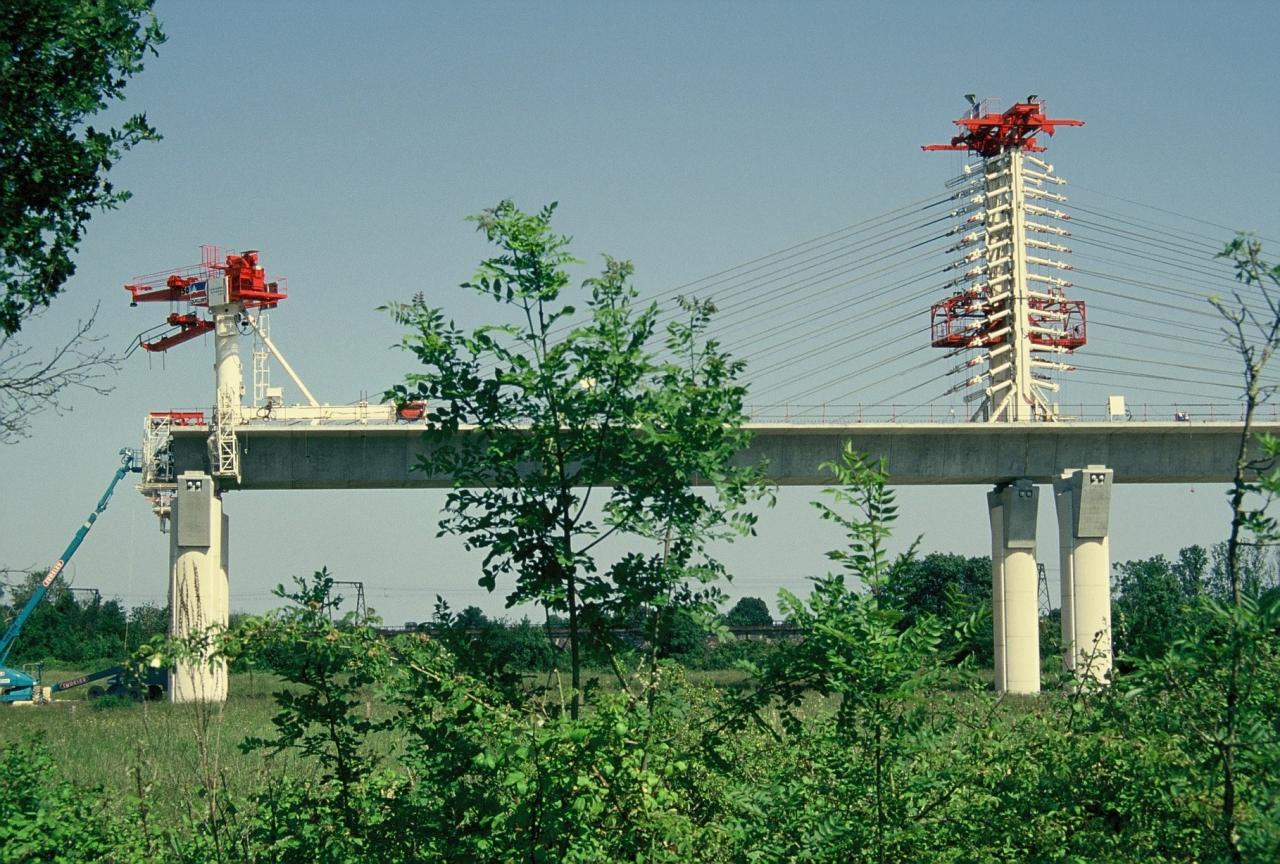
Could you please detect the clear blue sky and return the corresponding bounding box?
[2,1,1278,622]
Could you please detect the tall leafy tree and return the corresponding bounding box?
[741,446,983,862]
[1,2,163,441]
[0,0,164,334]
[883,551,992,665]
[723,595,772,628]
[384,201,765,716]
[884,552,989,620]
[1131,237,1280,862]
[1112,552,1189,662]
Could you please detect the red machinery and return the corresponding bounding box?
[148,410,206,426]
[125,246,287,352]
[930,294,1087,350]
[922,98,1083,157]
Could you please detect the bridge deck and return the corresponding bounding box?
[166,421,1275,489]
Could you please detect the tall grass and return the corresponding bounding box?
[1,672,305,824]
[0,666,763,825]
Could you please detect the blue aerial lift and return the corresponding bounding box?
[0,449,163,703]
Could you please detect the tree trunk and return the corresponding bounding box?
[567,568,580,720]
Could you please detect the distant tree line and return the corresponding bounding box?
[9,542,1274,675]
[0,573,167,665]
[1113,542,1280,665]
[411,555,997,684]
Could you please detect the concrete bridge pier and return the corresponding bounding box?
[168,471,229,702]
[988,479,1041,694]
[1054,466,1114,683]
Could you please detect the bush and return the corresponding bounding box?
[0,739,147,862]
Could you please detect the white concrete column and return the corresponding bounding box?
[1053,466,1113,683]
[168,471,229,702]
[988,479,1040,694]
[209,306,244,481]
[213,309,242,414]
[987,489,1007,692]
[1054,484,1076,672]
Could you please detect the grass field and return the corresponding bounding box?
[0,664,759,825]
[2,669,310,823]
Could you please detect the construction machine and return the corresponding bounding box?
[0,449,165,704]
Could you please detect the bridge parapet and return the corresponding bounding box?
[744,403,1273,424]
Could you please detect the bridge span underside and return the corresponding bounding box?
[169,421,1272,489]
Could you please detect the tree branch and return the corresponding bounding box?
[0,304,120,443]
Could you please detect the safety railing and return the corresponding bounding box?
[741,402,1271,424]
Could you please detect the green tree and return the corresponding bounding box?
[741,446,984,862]
[1,2,164,441]
[1112,551,1192,662]
[884,552,988,620]
[1212,236,1280,862]
[1174,543,1210,598]
[429,596,555,693]
[1113,543,1275,664]
[0,0,164,334]
[125,602,167,652]
[0,740,148,861]
[1209,540,1275,601]
[1131,237,1280,862]
[723,595,772,628]
[230,570,390,853]
[884,551,992,665]
[1,572,128,664]
[384,201,764,717]
[649,604,710,659]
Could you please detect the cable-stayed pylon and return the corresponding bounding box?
[924,97,1086,422]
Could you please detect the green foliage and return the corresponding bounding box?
[808,444,916,599]
[1113,542,1279,666]
[379,638,725,862]
[9,234,1280,863]
[884,552,988,620]
[7,556,1280,863]
[885,551,993,665]
[87,692,135,711]
[679,634,780,671]
[0,0,165,334]
[1129,593,1280,861]
[383,200,767,715]
[740,446,988,861]
[649,602,713,659]
[723,595,772,627]
[0,574,166,665]
[1209,537,1278,601]
[953,688,1218,862]
[0,738,147,862]
[1156,234,1280,862]
[1113,545,1206,662]
[228,570,390,847]
[429,596,556,692]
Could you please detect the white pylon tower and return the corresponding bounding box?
[209,273,244,479]
[925,97,1087,422]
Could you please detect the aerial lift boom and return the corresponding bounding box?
[0,450,142,703]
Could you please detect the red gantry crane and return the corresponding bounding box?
[125,247,289,483]
[125,246,286,351]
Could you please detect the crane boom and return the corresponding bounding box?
[0,449,140,665]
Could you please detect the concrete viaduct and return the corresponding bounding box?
[160,419,1270,701]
